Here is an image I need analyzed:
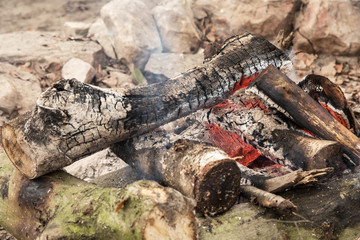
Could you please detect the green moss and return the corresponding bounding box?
[46,181,157,239]
[339,222,360,240]
[277,224,319,240]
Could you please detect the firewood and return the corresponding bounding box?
[249,65,360,164]
[271,129,343,171]
[240,185,297,214]
[113,140,242,215]
[236,163,333,193]
[0,150,197,240]
[1,33,291,179]
[262,167,334,193]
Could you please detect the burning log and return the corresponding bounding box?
[250,65,360,165]
[1,33,291,179]
[0,150,197,240]
[112,140,242,215]
[200,90,344,171]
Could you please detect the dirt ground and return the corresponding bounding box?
[0,0,110,34]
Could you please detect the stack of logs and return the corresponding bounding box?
[1,33,360,239]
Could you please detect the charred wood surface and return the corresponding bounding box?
[1,33,291,178]
[250,65,360,165]
[0,150,197,240]
[113,140,241,215]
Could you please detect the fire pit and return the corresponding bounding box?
[1,32,360,239]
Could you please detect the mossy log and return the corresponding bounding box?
[0,150,197,240]
[1,33,291,179]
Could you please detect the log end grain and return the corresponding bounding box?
[195,159,242,215]
[1,113,37,179]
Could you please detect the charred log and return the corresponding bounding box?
[113,140,242,215]
[0,150,197,240]
[1,33,291,179]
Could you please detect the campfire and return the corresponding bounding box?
[1,31,360,239]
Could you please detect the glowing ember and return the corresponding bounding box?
[205,123,261,166]
[318,102,349,129]
[230,73,259,94]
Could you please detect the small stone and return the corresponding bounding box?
[102,70,136,89]
[62,58,96,83]
[63,21,91,37]
[64,148,128,181]
[87,18,117,59]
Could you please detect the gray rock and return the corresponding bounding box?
[87,18,117,59]
[152,0,201,53]
[62,58,96,83]
[100,0,162,68]
[145,50,204,78]
[63,21,91,37]
[0,63,41,114]
[0,31,106,67]
[293,0,360,55]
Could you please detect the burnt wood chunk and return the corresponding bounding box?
[113,140,242,215]
[250,65,360,165]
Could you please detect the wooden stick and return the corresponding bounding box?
[0,150,197,240]
[1,33,291,178]
[263,167,333,193]
[250,65,360,164]
[113,140,242,215]
[240,185,297,214]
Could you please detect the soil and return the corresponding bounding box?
[0,0,110,34]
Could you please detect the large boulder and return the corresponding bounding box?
[100,0,162,68]
[152,0,201,53]
[192,0,295,41]
[293,0,360,55]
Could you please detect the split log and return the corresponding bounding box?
[261,167,333,193]
[249,65,360,164]
[1,33,291,179]
[112,140,242,215]
[271,129,343,171]
[0,150,197,240]
[240,185,297,214]
[236,163,333,193]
